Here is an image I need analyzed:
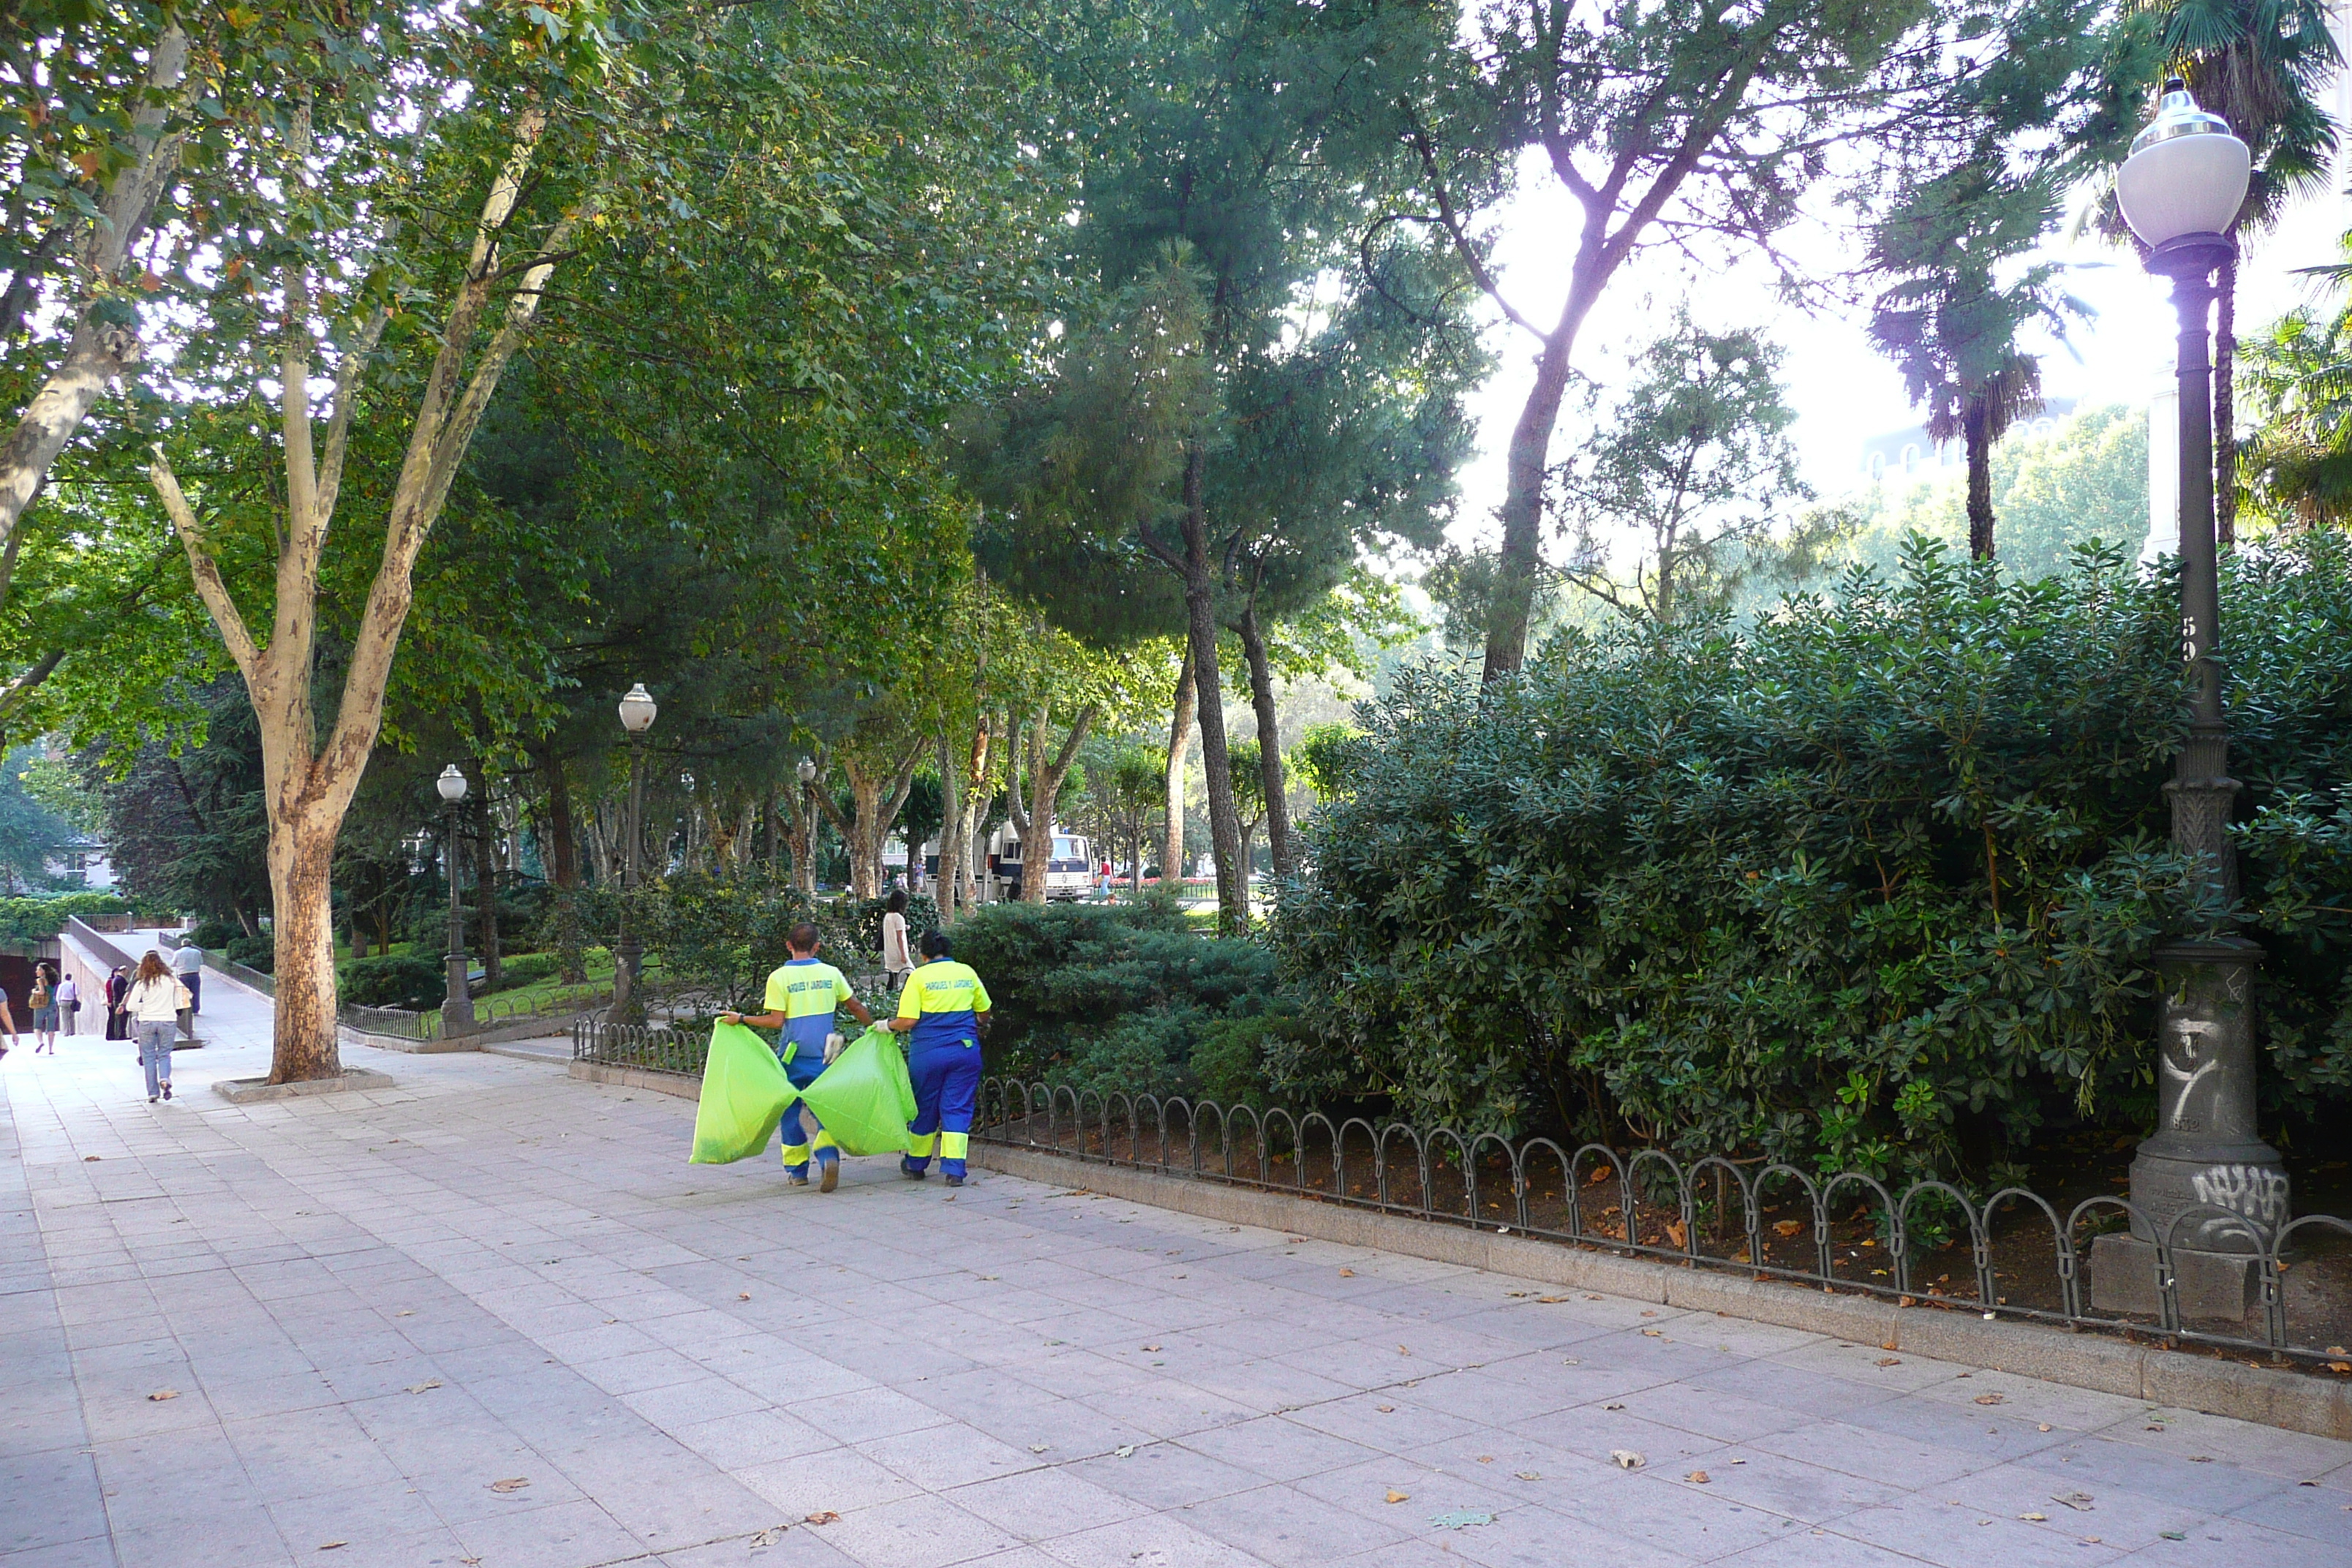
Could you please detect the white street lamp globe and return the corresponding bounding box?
[435,764,468,804]
[2115,78,2250,249]
[796,756,817,785]
[618,682,658,734]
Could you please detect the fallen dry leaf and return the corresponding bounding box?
[1588,1166,1612,1185]
[404,1380,441,1394]
[1686,1470,1711,1485]
[1113,1445,1135,1458]
[739,1292,751,1301]
[317,1544,347,1553]
[2329,1362,2351,1374]
[1515,1471,1540,1480]
[1386,1490,1410,1504]
[1605,1403,1626,1411]
[2038,1424,2053,1433]
[488,1478,530,1494]
[2051,1491,2095,1512]
[1610,1450,1646,1470]
[1397,1344,1410,1355]
[1641,1329,1662,1338]
[1141,1345,1161,1352]
[1665,1221,1688,1248]
[749,1526,790,1546]
[1773,1219,1804,1237]
[83,1156,99,1162]
[1338,1268,1355,1277]
[1875,1357,1901,1368]
[1028,1444,1049,1454]
[1974,1394,2005,1406]
[2020,1512,2048,1522]
[1376,1405,1396,1414]
[1539,1295,1568,1303]
[146,1390,177,1402]
[803,1511,840,1526]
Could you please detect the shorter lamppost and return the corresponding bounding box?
[436,764,475,1034]
[795,755,818,892]
[2088,78,2286,1322]
[606,683,658,1025]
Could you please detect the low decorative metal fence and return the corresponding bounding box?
[976,1079,2352,1371]
[573,1017,707,1076]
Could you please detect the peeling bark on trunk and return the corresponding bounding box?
[266,813,340,1080]
[151,110,570,1082]
[1236,605,1295,879]
[0,27,189,560]
[1164,657,1194,892]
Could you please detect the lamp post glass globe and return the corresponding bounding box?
[796,756,816,785]
[435,764,468,804]
[2114,78,2250,249]
[618,682,657,734]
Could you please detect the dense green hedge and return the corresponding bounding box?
[1272,537,2352,1180]
[337,953,443,1011]
[949,898,1297,1101]
[0,893,129,941]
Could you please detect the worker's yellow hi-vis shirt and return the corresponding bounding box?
[763,959,855,1085]
[761,958,855,1175]
[896,959,990,1178]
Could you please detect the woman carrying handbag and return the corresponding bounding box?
[126,952,190,1102]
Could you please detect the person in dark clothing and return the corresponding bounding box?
[104,965,130,1041]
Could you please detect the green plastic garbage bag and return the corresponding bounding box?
[689,1021,796,1164]
[687,1021,919,1164]
[796,1025,919,1156]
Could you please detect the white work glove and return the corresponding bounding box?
[823,1031,845,1066]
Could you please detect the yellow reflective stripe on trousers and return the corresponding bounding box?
[781,1142,810,1164]
[941,1131,970,1160]
[906,1132,938,1157]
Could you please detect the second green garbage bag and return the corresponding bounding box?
[689,1019,919,1165]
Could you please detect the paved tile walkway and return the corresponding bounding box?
[4,975,2350,1568]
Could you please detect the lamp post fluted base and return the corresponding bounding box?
[2089,938,2286,1322]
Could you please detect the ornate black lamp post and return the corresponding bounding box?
[2090,80,2286,1319]
[606,683,658,1025]
[436,764,475,1034]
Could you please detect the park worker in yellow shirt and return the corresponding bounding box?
[886,929,990,1186]
[720,921,872,1191]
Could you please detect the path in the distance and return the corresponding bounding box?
[3,980,2348,1568]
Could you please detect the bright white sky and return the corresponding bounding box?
[1450,133,2352,550]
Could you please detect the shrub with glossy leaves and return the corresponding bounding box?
[1273,538,2352,1177]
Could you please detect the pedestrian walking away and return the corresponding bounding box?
[125,952,190,1102]
[171,937,203,1016]
[881,889,912,994]
[103,965,129,1041]
[718,921,872,1191]
[29,962,57,1052]
[887,929,990,1186]
[55,970,77,1036]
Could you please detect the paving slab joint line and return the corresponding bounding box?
[968,1142,2352,1443]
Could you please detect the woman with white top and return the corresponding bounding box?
[126,952,191,1103]
[881,889,913,995]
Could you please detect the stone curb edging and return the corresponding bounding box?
[570,1059,699,1097]
[213,1068,396,1103]
[969,1144,2352,1443]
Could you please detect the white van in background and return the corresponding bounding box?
[986,823,1094,902]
